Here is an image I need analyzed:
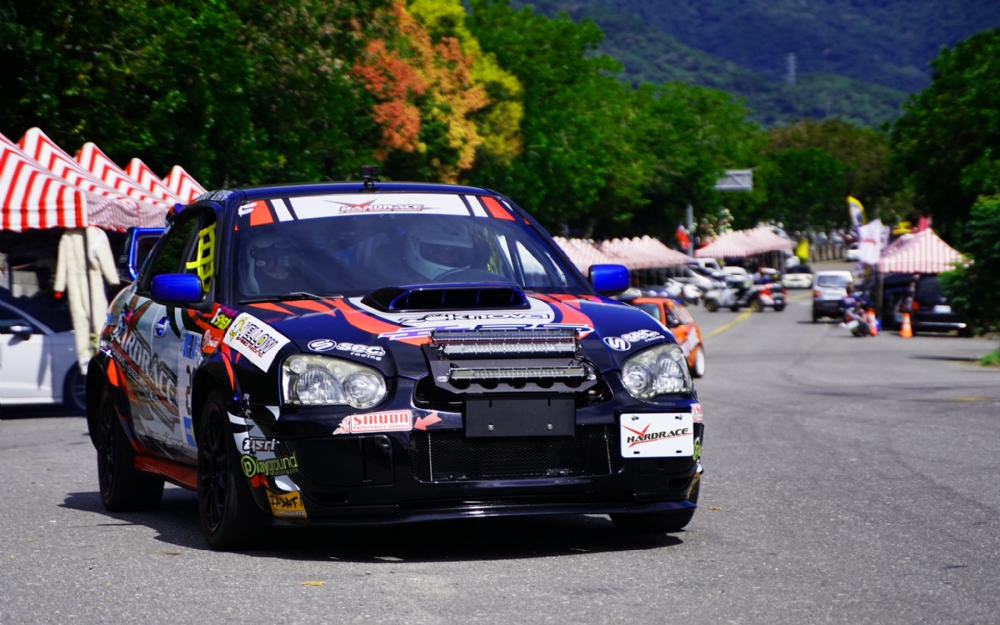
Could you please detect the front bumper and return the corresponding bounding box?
[244,378,703,526]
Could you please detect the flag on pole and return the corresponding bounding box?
[848,196,865,230]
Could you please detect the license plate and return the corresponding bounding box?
[620,413,694,458]
[933,305,952,313]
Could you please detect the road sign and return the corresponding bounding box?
[715,169,752,192]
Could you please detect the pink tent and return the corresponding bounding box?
[600,236,689,270]
[877,229,963,274]
[0,132,119,231]
[76,142,173,213]
[695,227,793,258]
[18,128,164,229]
[553,237,622,272]
[126,158,182,205]
[164,165,207,204]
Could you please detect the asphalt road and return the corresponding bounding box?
[2,293,1000,624]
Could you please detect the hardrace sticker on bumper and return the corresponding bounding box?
[333,410,412,434]
[619,413,695,458]
[222,313,290,371]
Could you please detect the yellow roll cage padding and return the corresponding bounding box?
[185,224,216,292]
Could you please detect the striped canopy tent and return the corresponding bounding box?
[18,128,163,229]
[695,227,794,258]
[77,142,173,219]
[0,133,120,231]
[877,229,963,274]
[164,165,207,204]
[553,237,622,272]
[599,236,690,270]
[125,158,183,205]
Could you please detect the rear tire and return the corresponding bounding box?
[704,300,718,313]
[958,327,973,338]
[749,299,763,313]
[198,390,268,551]
[812,312,820,323]
[611,481,699,534]
[691,347,706,378]
[774,303,785,312]
[730,305,740,312]
[96,386,164,512]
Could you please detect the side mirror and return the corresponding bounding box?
[151,273,203,306]
[589,264,630,296]
[118,227,165,282]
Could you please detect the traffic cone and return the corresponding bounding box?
[900,312,913,338]
[868,309,878,336]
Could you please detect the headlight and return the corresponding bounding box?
[282,355,387,409]
[621,343,692,399]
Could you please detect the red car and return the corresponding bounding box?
[624,297,706,378]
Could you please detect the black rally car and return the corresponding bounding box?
[89,174,705,549]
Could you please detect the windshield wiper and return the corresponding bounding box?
[239,292,343,304]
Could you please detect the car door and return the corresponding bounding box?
[0,301,57,403]
[119,209,211,459]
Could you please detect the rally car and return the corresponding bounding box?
[620,296,706,378]
[88,171,704,550]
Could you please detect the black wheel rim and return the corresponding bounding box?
[199,404,228,532]
[97,396,116,499]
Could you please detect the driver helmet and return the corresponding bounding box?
[249,232,298,280]
[404,220,475,280]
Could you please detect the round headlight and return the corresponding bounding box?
[623,363,653,397]
[342,371,386,409]
[295,369,345,404]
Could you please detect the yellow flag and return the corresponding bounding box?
[847,196,865,228]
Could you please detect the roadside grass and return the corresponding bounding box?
[982,347,1000,366]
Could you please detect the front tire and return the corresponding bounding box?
[198,390,268,551]
[749,299,763,313]
[691,347,706,378]
[96,386,164,512]
[611,480,699,533]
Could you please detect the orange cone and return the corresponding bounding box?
[900,312,913,338]
[868,309,878,336]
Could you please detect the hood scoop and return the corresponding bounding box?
[362,283,528,312]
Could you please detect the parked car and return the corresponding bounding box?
[812,271,855,322]
[89,174,705,549]
[688,258,722,273]
[846,242,861,262]
[902,275,971,336]
[781,264,813,289]
[621,296,706,378]
[0,289,84,412]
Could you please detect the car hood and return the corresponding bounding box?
[233,294,675,379]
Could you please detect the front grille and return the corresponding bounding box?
[410,425,624,482]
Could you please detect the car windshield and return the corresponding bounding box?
[634,303,661,321]
[788,265,811,274]
[817,274,852,288]
[916,276,942,303]
[233,193,588,300]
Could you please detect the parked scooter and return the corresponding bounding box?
[841,292,872,337]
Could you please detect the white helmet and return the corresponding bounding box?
[404,220,475,280]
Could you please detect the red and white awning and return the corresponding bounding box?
[164,165,207,204]
[600,236,690,269]
[18,128,164,229]
[695,227,794,258]
[77,142,173,212]
[877,229,963,274]
[553,237,622,271]
[0,132,115,231]
[126,158,182,205]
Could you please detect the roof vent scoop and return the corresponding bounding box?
[362,284,529,312]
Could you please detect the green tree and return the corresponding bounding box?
[939,194,1000,332]
[763,147,847,230]
[891,28,1000,243]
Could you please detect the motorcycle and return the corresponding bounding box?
[841,293,872,337]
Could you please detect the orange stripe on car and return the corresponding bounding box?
[248,302,296,315]
[248,200,274,226]
[481,196,515,220]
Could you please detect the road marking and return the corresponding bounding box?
[947,397,991,402]
[789,292,812,301]
[705,311,753,339]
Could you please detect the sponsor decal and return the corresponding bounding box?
[622,423,691,448]
[120,329,179,412]
[328,199,426,213]
[202,190,233,202]
[209,306,237,331]
[307,339,385,361]
[333,410,412,435]
[619,413,694,458]
[238,202,256,216]
[692,438,702,463]
[380,322,593,341]
[240,453,299,478]
[242,437,278,453]
[154,315,170,338]
[223,313,291,371]
[201,329,221,354]
[603,336,630,351]
[691,403,703,423]
[620,329,664,343]
[182,331,202,360]
[267,490,307,519]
